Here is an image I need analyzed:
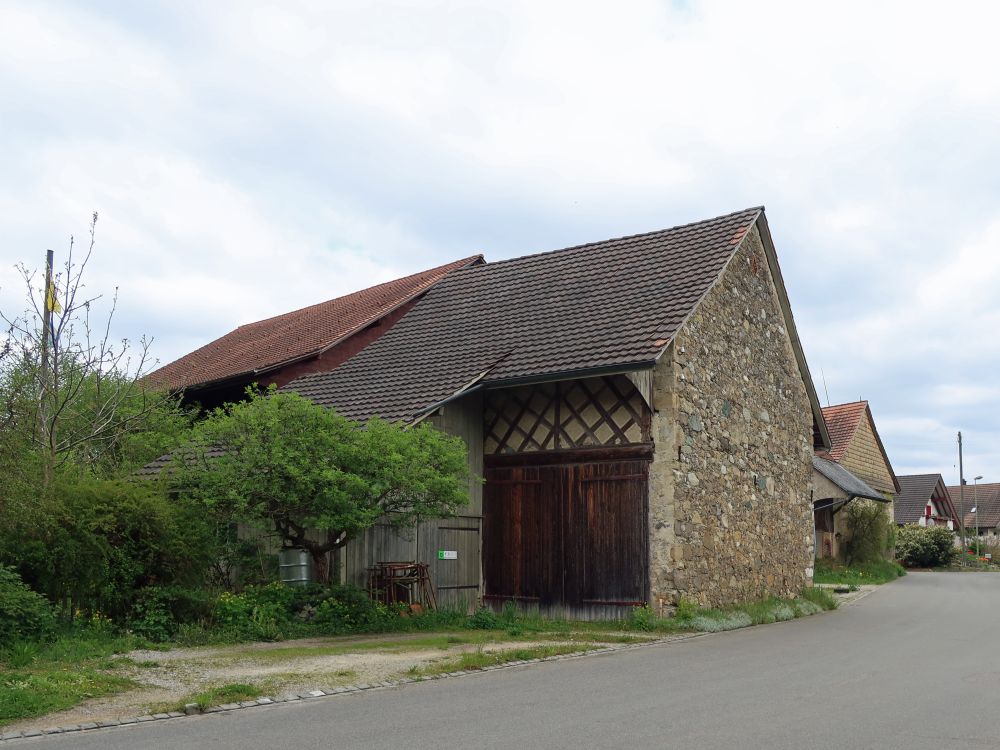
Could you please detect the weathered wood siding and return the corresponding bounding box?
[483,451,650,620]
[339,392,484,612]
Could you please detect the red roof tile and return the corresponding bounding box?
[947,482,1000,530]
[148,255,483,391]
[820,401,869,462]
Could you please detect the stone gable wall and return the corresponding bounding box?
[649,225,815,610]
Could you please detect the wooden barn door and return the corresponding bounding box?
[482,466,563,607]
[483,451,649,618]
[563,460,649,609]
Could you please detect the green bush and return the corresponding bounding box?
[213,585,287,640]
[313,586,397,634]
[467,606,502,630]
[896,525,955,568]
[0,565,56,646]
[0,476,220,623]
[129,587,215,642]
[843,499,894,564]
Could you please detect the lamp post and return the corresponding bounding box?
[974,476,983,553]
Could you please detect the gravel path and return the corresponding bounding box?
[2,634,602,732]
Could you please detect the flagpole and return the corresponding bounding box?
[40,249,54,384]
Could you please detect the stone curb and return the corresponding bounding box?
[0,634,704,743]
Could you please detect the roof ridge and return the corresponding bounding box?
[480,207,763,269]
[234,254,483,331]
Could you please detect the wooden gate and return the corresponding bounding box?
[483,448,650,619]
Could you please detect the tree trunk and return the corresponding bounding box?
[312,549,330,584]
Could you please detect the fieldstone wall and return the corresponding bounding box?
[649,225,815,611]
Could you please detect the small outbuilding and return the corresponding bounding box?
[812,456,886,559]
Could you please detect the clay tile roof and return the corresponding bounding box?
[147,255,483,391]
[947,482,1000,530]
[820,401,869,462]
[895,474,952,525]
[287,207,764,422]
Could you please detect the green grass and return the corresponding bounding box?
[813,558,906,585]
[415,644,598,676]
[149,682,267,714]
[797,586,838,610]
[213,632,515,664]
[0,630,143,727]
[627,589,837,634]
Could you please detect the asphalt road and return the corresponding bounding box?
[15,572,1000,750]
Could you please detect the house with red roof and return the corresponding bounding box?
[947,482,1000,539]
[812,401,899,559]
[147,255,483,410]
[286,207,833,616]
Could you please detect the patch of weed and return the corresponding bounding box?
[813,558,905,585]
[798,586,838,611]
[416,644,597,676]
[0,629,146,726]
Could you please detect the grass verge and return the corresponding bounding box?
[0,631,142,727]
[148,682,267,714]
[628,588,837,634]
[813,558,906,586]
[413,644,599,676]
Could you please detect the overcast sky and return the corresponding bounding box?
[1,1,997,481]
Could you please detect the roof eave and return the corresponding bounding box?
[411,361,658,420]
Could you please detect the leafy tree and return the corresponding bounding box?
[0,213,187,490]
[842,499,894,565]
[176,389,472,582]
[0,216,203,619]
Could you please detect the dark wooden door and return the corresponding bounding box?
[483,455,649,616]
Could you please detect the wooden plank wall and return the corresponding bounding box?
[339,392,484,612]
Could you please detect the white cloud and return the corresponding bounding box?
[2,0,1000,473]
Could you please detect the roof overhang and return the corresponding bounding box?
[412,361,656,421]
[813,455,886,502]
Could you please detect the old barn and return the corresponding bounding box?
[288,207,832,617]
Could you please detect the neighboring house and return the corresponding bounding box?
[286,207,832,617]
[947,482,1000,539]
[895,474,956,530]
[812,456,885,559]
[819,401,900,505]
[147,255,483,410]
[810,401,899,559]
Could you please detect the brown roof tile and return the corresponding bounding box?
[896,473,954,525]
[147,255,483,391]
[947,482,1000,530]
[286,207,764,421]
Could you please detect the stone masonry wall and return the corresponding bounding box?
[649,226,815,611]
